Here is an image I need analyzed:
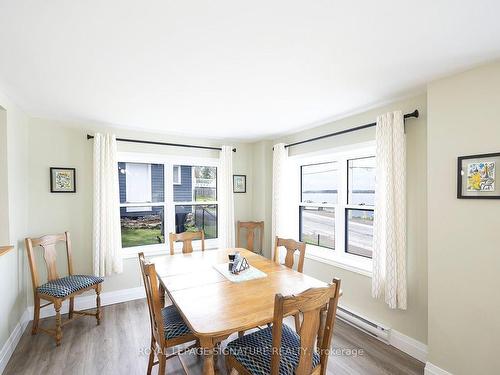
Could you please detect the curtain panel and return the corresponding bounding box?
[372,111,407,309]
[219,145,235,248]
[93,133,123,277]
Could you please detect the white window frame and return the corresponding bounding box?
[118,152,220,259]
[294,142,375,277]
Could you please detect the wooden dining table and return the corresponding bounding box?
[150,248,329,375]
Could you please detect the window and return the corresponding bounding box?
[346,157,375,258]
[119,162,165,248]
[118,157,218,255]
[299,162,338,249]
[174,165,217,239]
[298,150,375,268]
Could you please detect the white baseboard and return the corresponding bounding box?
[424,361,453,375]
[0,309,30,375]
[389,329,428,363]
[27,286,146,320]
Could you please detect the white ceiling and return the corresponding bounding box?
[1,1,500,141]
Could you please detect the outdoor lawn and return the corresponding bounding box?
[121,227,164,248]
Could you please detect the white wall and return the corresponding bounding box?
[259,94,429,344]
[0,91,29,356]
[427,62,500,374]
[26,118,255,296]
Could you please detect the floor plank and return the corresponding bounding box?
[4,299,424,375]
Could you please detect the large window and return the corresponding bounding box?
[118,157,218,254]
[299,152,375,262]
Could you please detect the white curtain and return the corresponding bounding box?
[271,143,298,257]
[93,133,123,277]
[372,111,407,309]
[219,145,235,248]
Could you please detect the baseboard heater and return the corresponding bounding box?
[336,306,391,343]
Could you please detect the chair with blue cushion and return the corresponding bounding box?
[138,252,197,375]
[25,232,104,346]
[225,279,341,375]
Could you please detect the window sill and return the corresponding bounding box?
[121,240,220,259]
[304,245,372,278]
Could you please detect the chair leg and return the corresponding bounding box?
[32,296,40,335]
[54,300,62,346]
[238,331,244,338]
[294,313,301,333]
[146,337,155,375]
[69,297,75,320]
[158,352,166,375]
[95,284,101,325]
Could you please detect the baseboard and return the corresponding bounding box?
[337,305,428,364]
[0,309,30,374]
[389,329,428,363]
[27,286,146,320]
[424,361,453,375]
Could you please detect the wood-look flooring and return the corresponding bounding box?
[4,299,424,375]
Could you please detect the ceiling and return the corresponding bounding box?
[1,1,500,141]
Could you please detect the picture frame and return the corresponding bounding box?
[457,152,500,199]
[50,167,76,193]
[233,174,246,193]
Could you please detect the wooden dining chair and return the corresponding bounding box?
[273,237,306,273]
[25,232,104,346]
[226,279,341,375]
[273,237,307,332]
[169,230,205,255]
[237,221,264,254]
[138,252,197,375]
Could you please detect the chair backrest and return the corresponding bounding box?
[25,232,74,290]
[169,230,205,255]
[271,279,341,375]
[273,237,306,273]
[138,252,165,346]
[237,221,264,253]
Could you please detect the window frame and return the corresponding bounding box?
[118,152,220,258]
[295,142,375,276]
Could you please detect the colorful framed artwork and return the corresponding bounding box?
[50,167,76,193]
[233,175,246,193]
[457,152,500,199]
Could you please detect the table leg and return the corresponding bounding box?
[317,306,327,349]
[199,336,216,375]
[159,283,166,307]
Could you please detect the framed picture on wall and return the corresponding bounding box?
[457,152,500,199]
[233,175,246,193]
[50,167,76,193]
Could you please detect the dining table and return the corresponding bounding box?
[150,248,330,375]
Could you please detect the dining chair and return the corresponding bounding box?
[226,279,341,375]
[169,230,205,255]
[237,221,264,254]
[25,232,104,346]
[138,252,197,375]
[273,237,306,273]
[273,237,307,332]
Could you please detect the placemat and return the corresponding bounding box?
[213,263,267,283]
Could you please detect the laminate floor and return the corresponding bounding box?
[4,299,424,375]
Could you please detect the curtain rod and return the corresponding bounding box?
[86,134,236,152]
[282,109,419,149]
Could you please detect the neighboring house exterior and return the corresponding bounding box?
[118,163,217,240]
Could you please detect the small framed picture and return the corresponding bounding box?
[233,175,246,193]
[457,152,500,199]
[50,167,76,193]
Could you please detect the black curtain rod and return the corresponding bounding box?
[86,134,236,152]
[283,109,419,149]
